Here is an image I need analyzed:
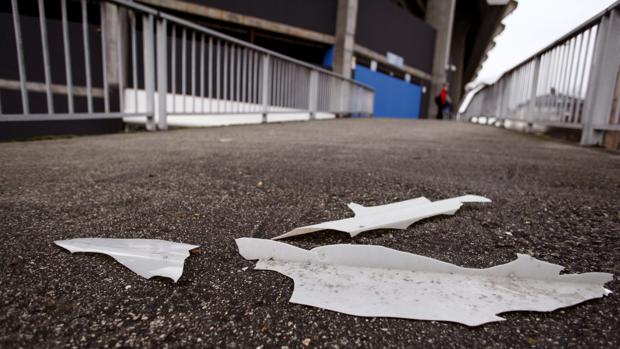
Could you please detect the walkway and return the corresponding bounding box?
[1,119,618,347]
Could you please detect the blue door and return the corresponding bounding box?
[354,65,422,118]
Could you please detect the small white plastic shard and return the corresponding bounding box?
[55,238,199,282]
[236,238,613,326]
[272,195,491,239]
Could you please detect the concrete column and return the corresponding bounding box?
[425,0,456,119]
[333,0,358,79]
[103,4,128,111]
[448,17,469,111]
[580,8,620,145]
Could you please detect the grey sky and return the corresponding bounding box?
[472,0,617,86]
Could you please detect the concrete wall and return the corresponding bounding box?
[182,0,337,35]
[356,0,436,75]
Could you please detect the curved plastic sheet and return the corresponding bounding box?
[273,195,491,240]
[55,238,199,282]
[237,238,613,326]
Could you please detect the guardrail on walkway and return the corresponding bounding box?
[1,0,374,129]
[460,1,620,146]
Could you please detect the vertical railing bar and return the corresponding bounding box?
[230,45,235,112]
[575,29,591,122]
[558,41,572,119]
[536,54,544,108]
[156,18,167,130]
[260,54,270,120]
[208,36,213,113]
[546,50,554,113]
[61,0,74,114]
[143,14,156,129]
[235,46,240,113]
[223,42,228,112]
[100,2,110,113]
[272,59,276,109]
[131,11,138,112]
[280,61,285,110]
[287,63,292,109]
[11,0,29,114]
[299,66,303,109]
[116,6,125,113]
[38,0,54,113]
[274,59,278,111]
[229,45,234,112]
[294,66,305,109]
[237,46,242,113]
[288,63,293,109]
[241,47,245,112]
[562,37,577,122]
[276,60,281,110]
[299,67,304,109]
[181,27,186,112]
[248,50,253,112]
[242,48,247,112]
[541,51,551,113]
[283,61,288,109]
[555,45,566,116]
[580,27,597,122]
[216,40,221,113]
[254,51,259,112]
[171,25,176,113]
[268,58,273,109]
[329,77,333,112]
[200,34,205,112]
[190,30,196,112]
[539,53,548,109]
[555,43,568,119]
[81,0,93,113]
[550,48,560,113]
[546,48,558,113]
[295,65,299,109]
[294,66,298,109]
[248,50,257,112]
[233,44,237,113]
[569,33,584,123]
[249,50,254,112]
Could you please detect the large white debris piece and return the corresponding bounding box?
[55,238,199,282]
[272,195,491,240]
[237,238,613,326]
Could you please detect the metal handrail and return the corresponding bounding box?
[1,0,375,130]
[460,2,620,146]
[112,0,372,89]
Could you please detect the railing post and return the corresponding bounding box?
[580,9,620,145]
[527,56,541,122]
[11,0,29,114]
[143,14,156,131]
[260,54,271,123]
[156,18,168,130]
[308,70,319,119]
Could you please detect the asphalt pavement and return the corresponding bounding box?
[1,119,618,348]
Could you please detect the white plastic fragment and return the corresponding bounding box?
[237,238,613,326]
[273,195,491,239]
[55,238,199,282]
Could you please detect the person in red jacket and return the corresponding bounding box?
[434,83,452,119]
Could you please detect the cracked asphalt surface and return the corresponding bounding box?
[1,119,619,348]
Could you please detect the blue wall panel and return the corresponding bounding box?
[354,66,422,118]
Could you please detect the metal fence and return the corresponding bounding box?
[460,1,620,146]
[1,0,374,129]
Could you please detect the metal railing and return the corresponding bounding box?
[1,0,374,129]
[460,1,620,145]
